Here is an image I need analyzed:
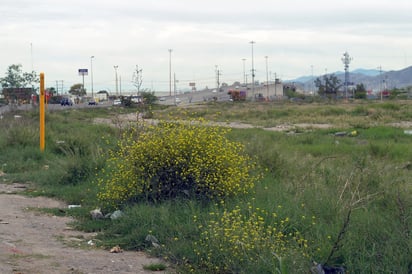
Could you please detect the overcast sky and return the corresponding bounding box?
[1,0,411,94]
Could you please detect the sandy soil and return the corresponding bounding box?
[93,115,335,132]
[0,183,169,274]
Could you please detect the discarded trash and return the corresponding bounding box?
[68,205,81,209]
[334,130,358,137]
[145,234,160,248]
[87,240,95,246]
[110,245,123,253]
[334,131,347,137]
[90,208,104,219]
[110,210,124,220]
[404,130,412,135]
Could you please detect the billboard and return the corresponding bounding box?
[78,69,88,76]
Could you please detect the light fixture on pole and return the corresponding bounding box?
[90,56,94,98]
[250,41,256,97]
[113,65,119,95]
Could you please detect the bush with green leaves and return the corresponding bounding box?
[97,120,260,207]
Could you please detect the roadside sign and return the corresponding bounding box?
[78,69,88,76]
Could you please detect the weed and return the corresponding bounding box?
[1,102,411,273]
[97,120,260,207]
[143,263,167,271]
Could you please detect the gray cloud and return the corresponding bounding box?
[0,0,411,92]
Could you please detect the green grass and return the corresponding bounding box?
[143,263,167,271]
[0,101,411,273]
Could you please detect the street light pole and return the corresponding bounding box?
[265,56,269,99]
[250,41,256,98]
[113,65,119,95]
[90,56,94,98]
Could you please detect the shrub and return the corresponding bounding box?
[97,120,260,207]
[0,113,38,147]
[191,204,311,273]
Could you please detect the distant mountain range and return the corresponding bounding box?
[289,66,412,91]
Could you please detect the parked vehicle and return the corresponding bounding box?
[61,98,73,106]
[88,100,97,105]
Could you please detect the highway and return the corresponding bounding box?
[0,89,233,117]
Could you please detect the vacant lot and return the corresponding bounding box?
[0,183,168,274]
[0,100,411,273]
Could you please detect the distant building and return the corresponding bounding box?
[248,80,283,100]
[227,80,284,101]
[96,90,109,101]
[1,88,35,104]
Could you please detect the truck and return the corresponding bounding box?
[228,89,247,101]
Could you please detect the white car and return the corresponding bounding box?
[174,97,181,104]
[113,99,121,106]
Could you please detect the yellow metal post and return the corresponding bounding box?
[40,72,45,151]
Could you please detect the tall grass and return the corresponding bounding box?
[0,102,411,273]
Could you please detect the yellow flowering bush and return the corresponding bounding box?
[192,204,310,273]
[97,120,259,207]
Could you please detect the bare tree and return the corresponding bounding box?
[132,65,143,95]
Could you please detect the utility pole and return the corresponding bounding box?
[30,42,34,71]
[169,49,172,96]
[311,65,314,95]
[265,56,269,99]
[113,65,119,95]
[174,73,178,105]
[57,81,64,94]
[378,65,383,101]
[90,56,95,98]
[242,58,246,85]
[81,75,85,95]
[215,65,221,92]
[250,41,256,98]
[119,75,122,95]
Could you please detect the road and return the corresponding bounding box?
[0,89,232,116]
[0,100,113,116]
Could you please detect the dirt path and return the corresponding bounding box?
[0,183,168,274]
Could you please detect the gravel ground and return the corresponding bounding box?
[0,182,169,274]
